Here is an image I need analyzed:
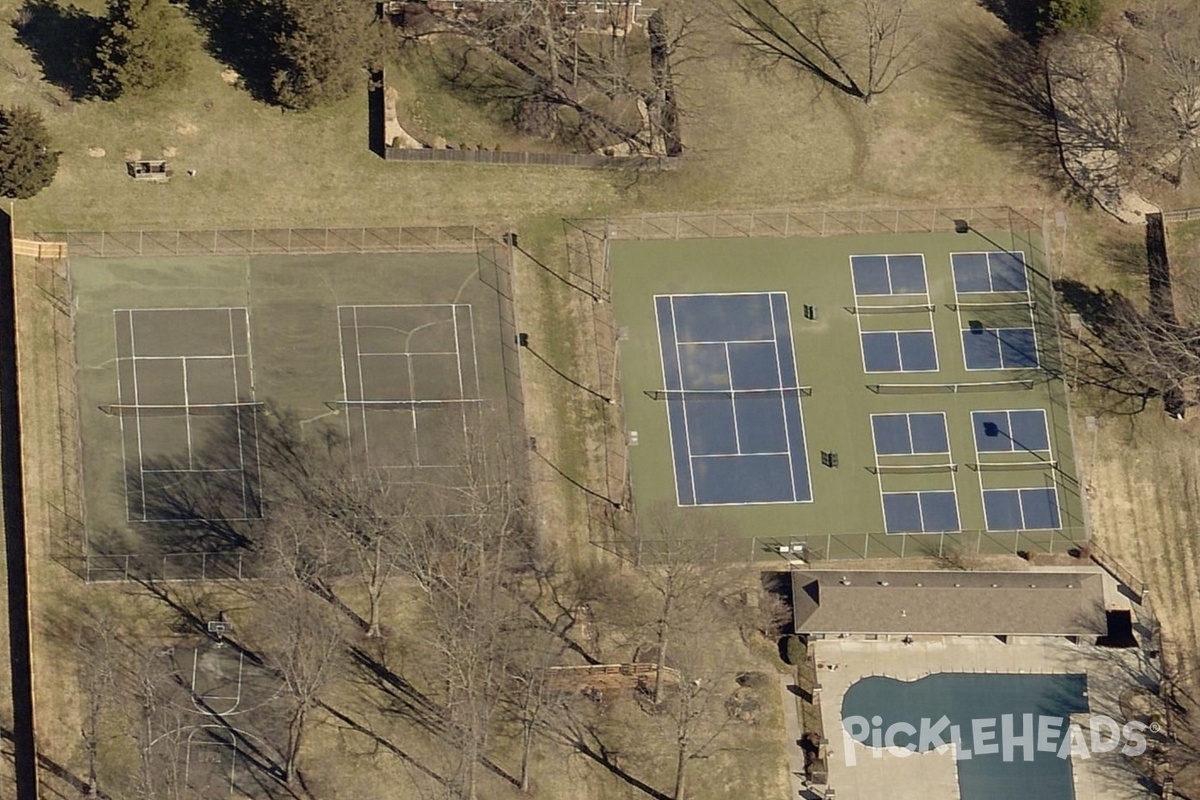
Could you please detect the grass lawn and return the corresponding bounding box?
[5,0,1199,797]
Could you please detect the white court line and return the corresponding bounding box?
[405,350,420,465]
[355,350,460,357]
[142,468,245,474]
[128,311,148,521]
[335,307,357,471]
[450,305,466,468]
[775,293,813,504]
[117,354,239,361]
[352,307,373,469]
[239,307,262,512]
[182,358,194,469]
[679,338,777,346]
[692,451,790,458]
[113,311,132,522]
[670,297,700,504]
[652,291,777,298]
[229,310,249,519]
[724,343,741,454]
[462,304,484,476]
[115,305,243,312]
[654,300,686,507]
[465,304,481,401]
[342,302,465,309]
[768,293,799,501]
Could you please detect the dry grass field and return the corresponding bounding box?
[4,0,1200,797]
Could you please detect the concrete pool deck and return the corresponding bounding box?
[810,636,1155,800]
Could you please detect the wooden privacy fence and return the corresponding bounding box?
[385,146,683,170]
[1163,206,1200,222]
[13,237,66,259]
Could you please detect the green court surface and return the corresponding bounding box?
[70,250,515,574]
[610,230,1085,560]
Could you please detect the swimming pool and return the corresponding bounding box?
[841,673,1089,800]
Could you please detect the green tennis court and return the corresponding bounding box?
[610,228,1086,559]
[70,248,516,578]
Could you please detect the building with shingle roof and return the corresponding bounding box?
[792,569,1107,638]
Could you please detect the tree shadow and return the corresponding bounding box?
[183,0,288,103]
[1055,278,1160,413]
[13,0,101,99]
[933,20,1079,201]
[978,0,1045,43]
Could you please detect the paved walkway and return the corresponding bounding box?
[779,675,826,800]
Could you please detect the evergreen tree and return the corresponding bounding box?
[93,0,192,100]
[0,106,59,200]
[272,0,379,110]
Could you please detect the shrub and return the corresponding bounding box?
[782,635,806,666]
[272,0,381,109]
[0,106,58,199]
[1038,0,1105,34]
[93,0,192,100]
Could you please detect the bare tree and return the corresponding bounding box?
[75,612,118,796]
[272,448,410,638]
[661,670,740,800]
[498,626,563,793]
[128,644,191,800]
[1122,1,1200,187]
[394,446,532,799]
[1058,274,1200,413]
[409,0,695,154]
[632,506,724,705]
[253,526,348,786]
[727,0,923,104]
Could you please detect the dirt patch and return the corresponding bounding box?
[175,121,198,136]
[86,146,104,158]
[220,68,238,85]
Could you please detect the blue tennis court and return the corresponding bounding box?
[871,412,949,456]
[983,487,1061,530]
[654,293,811,506]
[962,325,1039,369]
[861,330,938,372]
[881,490,960,533]
[972,410,1050,454]
[851,254,929,296]
[952,251,1029,294]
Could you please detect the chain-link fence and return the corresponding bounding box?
[38,226,487,258]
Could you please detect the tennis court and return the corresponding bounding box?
[610,228,1086,558]
[337,304,481,475]
[70,248,516,576]
[112,307,261,523]
[653,292,811,505]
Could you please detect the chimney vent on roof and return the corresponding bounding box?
[1030,584,1037,588]
[954,583,961,588]
[879,581,889,586]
